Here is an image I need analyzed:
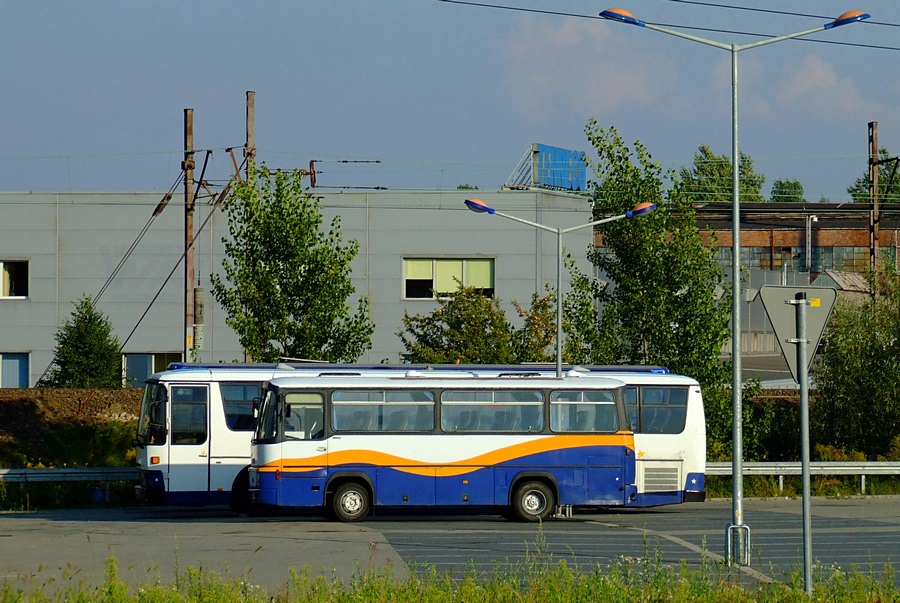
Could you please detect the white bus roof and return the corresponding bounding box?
[264,373,629,390]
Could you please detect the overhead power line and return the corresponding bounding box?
[433,0,900,51]
[663,0,899,28]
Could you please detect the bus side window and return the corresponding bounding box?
[284,405,302,433]
[284,392,325,440]
[519,406,542,432]
[624,387,638,432]
[594,405,618,432]
[284,403,325,439]
[413,405,434,431]
[385,410,408,431]
[220,382,261,432]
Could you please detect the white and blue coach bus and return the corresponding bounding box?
[136,363,704,512]
[248,368,705,521]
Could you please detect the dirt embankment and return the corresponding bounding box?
[0,388,142,427]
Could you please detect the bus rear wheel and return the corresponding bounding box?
[332,482,370,522]
[512,481,555,522]
[229,467,252,515]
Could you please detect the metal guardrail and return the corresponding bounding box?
[1,463,898,499]
[707,461,900,495]
[0,467,141,503]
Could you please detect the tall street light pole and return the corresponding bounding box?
[599,7,870,570]
[464,198,655,378]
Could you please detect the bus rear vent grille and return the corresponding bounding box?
[644,466,680,492]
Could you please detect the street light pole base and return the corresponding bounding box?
[726,523,751,566]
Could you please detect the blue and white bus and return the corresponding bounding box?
[134,363,508,508]
[136,363,705,513]
[249,368,705,521]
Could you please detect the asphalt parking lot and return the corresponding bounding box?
[2,495,898,594]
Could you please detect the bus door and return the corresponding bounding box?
[279,392,327,507]
[167,384,211,504]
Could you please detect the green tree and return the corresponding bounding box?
[399,286,555,364]
[678,144,765,204]
[38,296,121,388]
[812,269,900,459]
[211,165,374,363]
[511,289,556,364]
[770,178,805,203]
[847,148,900,203]
[565,122,732,389]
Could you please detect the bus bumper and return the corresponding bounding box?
[684,472,705,502]
[136,469,166,504]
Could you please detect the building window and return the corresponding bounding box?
[719,246,861,274]
[403,258,494,299]
[1,261,28,298]
[0,353,29,388]
[833,247,868,272]
[715,247,731,271]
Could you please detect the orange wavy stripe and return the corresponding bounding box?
[261,434,633,477]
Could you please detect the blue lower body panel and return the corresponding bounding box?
[257,444,634,510]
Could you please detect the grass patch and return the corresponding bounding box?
[1,550,896,603]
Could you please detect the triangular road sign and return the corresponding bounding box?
[759,285,837,384]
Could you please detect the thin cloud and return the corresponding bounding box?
[776,54,883,116]
[494,16,685,122]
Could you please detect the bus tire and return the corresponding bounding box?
[512,481,554,522]
[229,467,252,514]
[332,482,370,522]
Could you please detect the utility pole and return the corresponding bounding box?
[869,121,879,276]
[243,92,255,362]
[183,108,196,361]
[245,91,256,179]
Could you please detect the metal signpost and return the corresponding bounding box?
[759,285,837,596]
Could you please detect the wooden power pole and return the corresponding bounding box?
[869,121,879,274]
[184,108,196,361]
[245,91,256,179]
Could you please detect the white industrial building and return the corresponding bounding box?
[0,188,594,387]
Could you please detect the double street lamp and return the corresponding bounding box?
[600,5,869,578]
[464,198,655,378]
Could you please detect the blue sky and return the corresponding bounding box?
[1,1,897,202]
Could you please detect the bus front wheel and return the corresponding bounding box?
[332,482,370,522]
[512,481,555,522]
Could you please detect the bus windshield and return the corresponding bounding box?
[255,390,279,442]
[136,382,167,446]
